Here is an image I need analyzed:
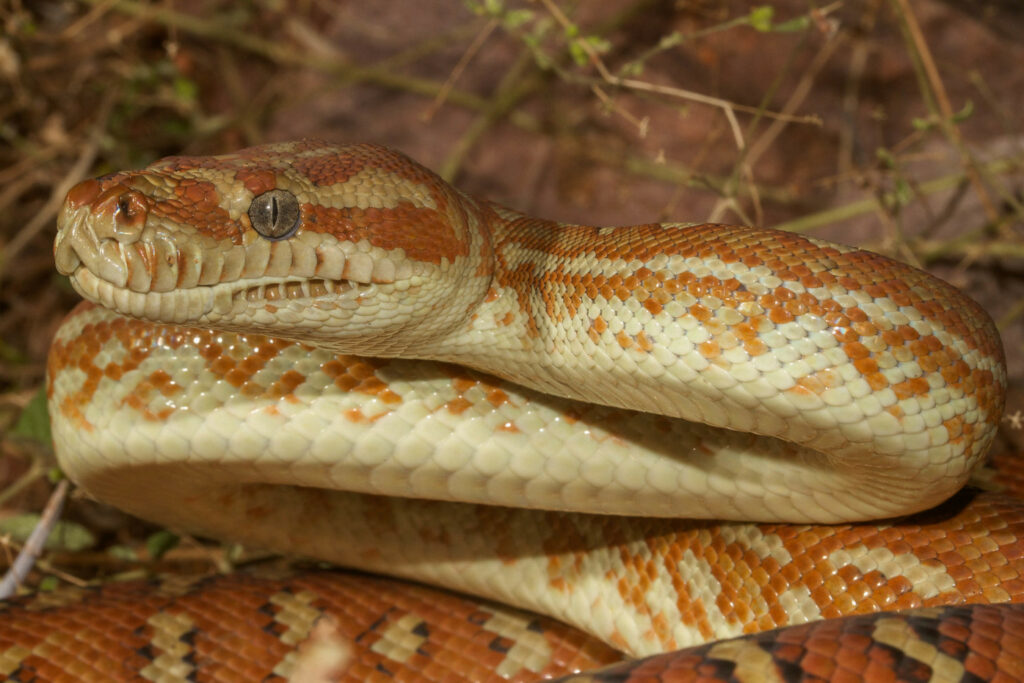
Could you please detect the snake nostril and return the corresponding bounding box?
[112,190,150,228]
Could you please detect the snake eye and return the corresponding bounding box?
[248,189,300,240]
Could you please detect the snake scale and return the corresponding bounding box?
[2,139,1021,680]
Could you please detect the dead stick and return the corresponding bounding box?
[0,480,71,599]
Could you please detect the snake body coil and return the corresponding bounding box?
[29,140,1020,677]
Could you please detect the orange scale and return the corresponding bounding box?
[762,603,789,628]
[804,635,845,661]
[773,286,797,301]
[862,284,887,299]
[676,271,697,285]
[816,271,839,285]
[223,368,250,388]
[908,339,932,357]
[698,341,720,359]
[689,304,712,322]
[791,264,812,276]
[863,655,901,680]
[992,564,1020,583]
[237,356,265,375]
[973,571,1003,590]
[970,618,1005,643]
[348,362,379,380]
[843,308,867,324]
[940,365,963,385]
[890,292,915,308]
[698,274,720,289]
[839,276,866,291]
[785,300,808,316]
[893,378,930,400]
[966,634,1003,663]
[833,591,860,613]
[768,307,794,324]
[797,291,820,307]
[879,329,906,348]
[240,381,265,398]
[816,601,847,622]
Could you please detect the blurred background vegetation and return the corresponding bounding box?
[0,0,1022,589]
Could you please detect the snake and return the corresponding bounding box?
[7,139,1022,679]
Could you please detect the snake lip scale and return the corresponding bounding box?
[38,139,1019,673]
[65,265,379,324]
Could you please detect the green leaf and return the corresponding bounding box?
[953,99,974,123]
[502,9,533,29]
[585,35,611,54]
[12,386,51,446]
[146,530,180,559]
[107,545,138,561]
[523,34,551,70]
[875,147,896,168]
[911,116,933,131]
[568,40,588,67]
[172,77,197,104]
[771,16,811,32]
[0,515,96,552]
[39,576,59,592]
[893,179,912,207]
[658,31,683,50]
[747,6,774,32]
[621,61,644,77]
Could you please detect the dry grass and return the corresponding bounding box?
[0,0,1022,592]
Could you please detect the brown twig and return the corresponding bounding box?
[0,92,115,280]
[0,480,70,598]
[422,18,500,122]
[536,0,822,132]
[891,0,1000,224]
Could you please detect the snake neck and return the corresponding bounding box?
[429,204,1004,478]
[430,202,666,403]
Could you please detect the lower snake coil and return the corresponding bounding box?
[3,140,1022,680]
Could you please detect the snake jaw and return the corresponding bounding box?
[69,266,214,323]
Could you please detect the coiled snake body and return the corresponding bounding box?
[9,140,1023,679]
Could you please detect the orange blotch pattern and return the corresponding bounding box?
[303,203,468,265]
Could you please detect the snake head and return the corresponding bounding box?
[54,140,494,354]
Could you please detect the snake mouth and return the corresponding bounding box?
[223,275,387,314]
[234,277,360,303]
[69,266,384,325]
